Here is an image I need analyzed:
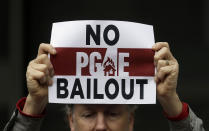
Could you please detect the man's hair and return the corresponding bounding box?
[65,104,138,116]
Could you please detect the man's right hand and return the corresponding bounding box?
[23,43,56,115]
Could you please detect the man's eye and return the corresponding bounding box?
[82,112,94,118]
[108,112,119,117]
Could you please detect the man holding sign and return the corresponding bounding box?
[3,21,205,131]
[49,21,156,104]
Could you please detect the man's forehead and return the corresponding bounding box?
[74,104,127,110]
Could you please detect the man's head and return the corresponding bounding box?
[66,104,137,131]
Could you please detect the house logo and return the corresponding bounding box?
[103,57,116,76]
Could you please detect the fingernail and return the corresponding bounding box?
[53,49,56,54]
[50,70,54,77]
[154,76,158,83]
[49,79,53,86]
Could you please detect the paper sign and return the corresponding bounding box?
[49,20,156,104]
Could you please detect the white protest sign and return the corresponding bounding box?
[49,20,156,104]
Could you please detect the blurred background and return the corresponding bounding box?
[0,0,209,130]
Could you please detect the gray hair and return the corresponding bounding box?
[65,104,138,116]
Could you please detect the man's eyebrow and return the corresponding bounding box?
[82,105,108,109]
[81,105,96,111]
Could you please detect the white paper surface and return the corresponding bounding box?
[49,20,156,104]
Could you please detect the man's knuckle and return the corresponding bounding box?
[26,70,34,80]
[175,59,179,65]
[38,54,47,61]
[40,43,45,48]
[29,61,33,65]
[40,72,45,77]
[158,90,167,97]
[164,42,169,47]
[154,55,159,60]
[160,68,167,74]
[162,47,168,52]
[45,69,49,76]
[26,65,30,72]
[49,65,53,71]
[165,47,169,51]
[42,54,48,59]
[27,75,34,81]
[26,68,32,75]
[42,64,48,70]
[26,71,29,78]
[159,68,163,72]
[157,64,162,70]
[173,64,179,71]
[158,60,164,65]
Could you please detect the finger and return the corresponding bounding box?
[31,63,49,75]
[47,76,53,86]
[26,67,45,80]
[50,69,55,77]
[154,76,159,83]
[30,63,53,85]
[34,54,54,76]
[39,72,53,86]
[27,66,48,85]
[152,42,169,51]
[154,47,173,64]
[38,43,56,56]
[39,76,47,85]
[157,60,169,71]
[157,66,173,81]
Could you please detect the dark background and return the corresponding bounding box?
[1,0,209,130]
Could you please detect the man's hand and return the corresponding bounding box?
[152,42,182,117]
[23,43,56,115]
